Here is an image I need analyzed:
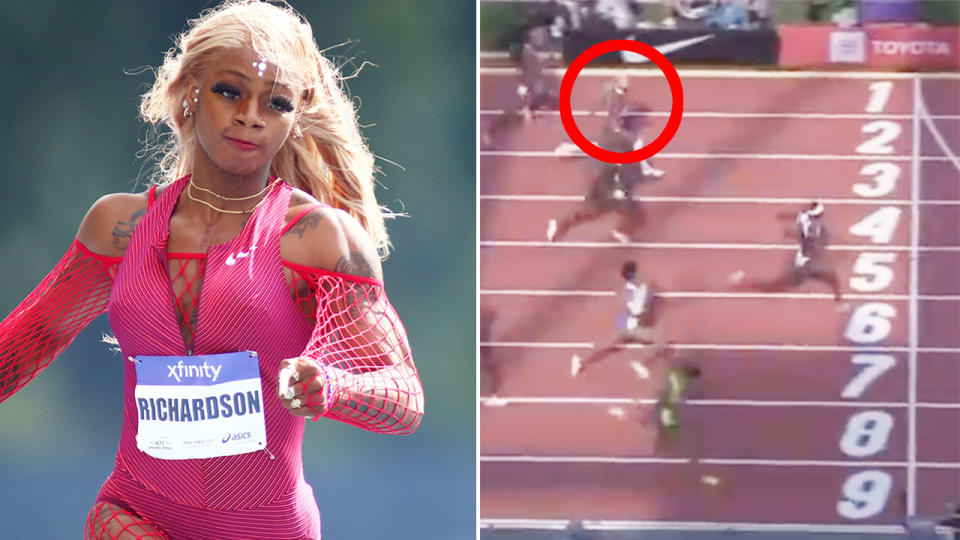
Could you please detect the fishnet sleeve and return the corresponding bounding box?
[300,273,423,435]
[0,240,118,404]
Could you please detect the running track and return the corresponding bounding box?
[479,68,960,537]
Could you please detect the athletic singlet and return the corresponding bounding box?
[622,281,651,320]
[795,210,824,267]
[98,175,324,539]
[603,81,626,128]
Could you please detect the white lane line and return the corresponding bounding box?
[479,397,960,409]
[480,66,960,80]
[480,150,957,161]
[480,290,960,301]
[480,342,960,353]
[480,240,960,252]
[480,455,960,468]
[480,195,960,206]
[907,73,922,519]
[480,518,910,534]
[480,109,960,120]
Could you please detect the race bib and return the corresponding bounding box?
[133,351,267,460]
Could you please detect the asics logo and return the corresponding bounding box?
[222,431,252,443]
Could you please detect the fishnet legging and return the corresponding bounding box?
[84,501,167,540]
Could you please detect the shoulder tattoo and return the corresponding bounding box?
[283,210,324,239]
[112,209,146,251]
[334,250,380,280]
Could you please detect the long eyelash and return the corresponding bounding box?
[211,82,240,98]
[210,81,292,113]
[271,96,294,113]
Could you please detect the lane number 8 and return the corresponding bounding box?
[839,410,893,457]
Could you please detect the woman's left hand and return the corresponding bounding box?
[277,356,326,418]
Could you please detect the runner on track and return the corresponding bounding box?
[482,25,559,148]
[547,106,661,243]
[554,73,630,158]
[571,261,670,378]
[553,74,666,181]
[729,200,843,302]
[606,358,702,430]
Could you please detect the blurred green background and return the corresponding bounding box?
[0,2,475,539]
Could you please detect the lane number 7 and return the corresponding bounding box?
[842,354,897,399]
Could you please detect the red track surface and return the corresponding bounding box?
[479,70,960,530]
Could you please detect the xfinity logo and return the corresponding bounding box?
[222,431,252,443]
[873,40,950,56]
[167,360,223,383]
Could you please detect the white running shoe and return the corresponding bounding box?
[610,229,630,244]
[643,165,666,178]
[629,360,650,379]
[701,475,721,486]
[553,142,578,156]
[727,270,745,284]
[571,354,584,377]
[547,219,558,242]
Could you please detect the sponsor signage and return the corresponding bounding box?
[867,26,956,67]
[562,28,780,66]
[830,30,867,63]
[780,24,960,70]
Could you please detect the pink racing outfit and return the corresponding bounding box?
[0,175,422,539]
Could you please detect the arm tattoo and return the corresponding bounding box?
[112,209,146,251]
[334,251,384,320]
[283,211,323,239]
[334,251,379,279]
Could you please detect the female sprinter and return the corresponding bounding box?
[571,261,669,378]
[546,106,664,244]
[730,200,843,302]
[0,2,423,539]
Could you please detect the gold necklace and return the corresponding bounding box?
[188,176,274,201]
[186,178,279,215]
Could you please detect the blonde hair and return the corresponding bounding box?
[139,0,392,256]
